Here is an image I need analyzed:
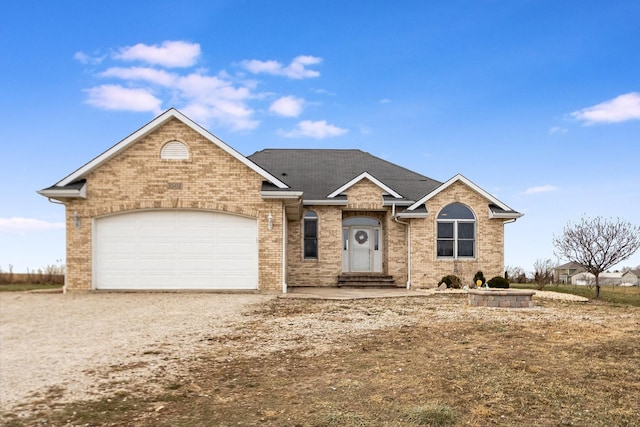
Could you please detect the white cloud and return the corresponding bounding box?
[521,185,558,195]
[175,73,258,131]
[73,51,105,65]
[99,67,177,86]
[84,85,162,113]
[80,42,332,133]
[241,55,322,79]
[113,41,201,68]
[571,92,640,124]
[379,98,392,104]
[269,96,304,117]
[280,120,348,139]
[0,218,64,234]
[549,126,568,134]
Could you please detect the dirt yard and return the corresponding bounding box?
[1,291,639,426]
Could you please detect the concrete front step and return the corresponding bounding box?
[337,274,396,288]
[338,282,400,289]
[338,274,394,282]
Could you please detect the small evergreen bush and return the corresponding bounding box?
[473,271,486,285]
[487,276,510,288]
[439,274,462,289]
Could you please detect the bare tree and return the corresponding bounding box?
[505,265,527,283]
[533,258,554,290]
[553,216,640,298]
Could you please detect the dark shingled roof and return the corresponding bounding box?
[248,149,442,202]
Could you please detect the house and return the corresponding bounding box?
[622,269,640,286]
[553,261,586,284]
[38,108,523,292]
[571,272,624,286]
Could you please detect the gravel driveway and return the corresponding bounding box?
[0,288,587,417]
[0,292,272,414]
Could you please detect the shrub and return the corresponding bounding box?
[473,271,486,286]
[487,276,510,288]
[439,275,462,289]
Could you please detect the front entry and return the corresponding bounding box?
[342,217,382,273]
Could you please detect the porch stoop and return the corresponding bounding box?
[337,273,397,288]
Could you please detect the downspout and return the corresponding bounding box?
[46,197,67,294]
[501,218,517,277]
[282,207,287,294]
[392,203,411,289]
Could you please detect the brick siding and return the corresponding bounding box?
[64,118,284,291]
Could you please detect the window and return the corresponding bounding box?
[437,203,475,258]
[303,211,318,259]
[160,141,190,160]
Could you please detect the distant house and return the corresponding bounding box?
[571,272,624,286]
[622,269,640,286]
[553,261,585,284]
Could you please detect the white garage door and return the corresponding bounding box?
[94,210,258,290]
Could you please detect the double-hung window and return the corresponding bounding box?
[437,203,475,258]
[303,211,318,259]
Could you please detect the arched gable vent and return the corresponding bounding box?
[160,141,190,160]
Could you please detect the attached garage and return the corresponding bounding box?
[93,210,258,290]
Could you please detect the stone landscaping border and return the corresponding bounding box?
[468,288,536,308]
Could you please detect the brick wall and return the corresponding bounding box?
[64,118,284,291]
[286,178,410,286]
[410,181,505,288]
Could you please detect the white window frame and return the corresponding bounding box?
[436,204,476,259]
[303,210,318,260]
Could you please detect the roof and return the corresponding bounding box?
[554,261,586,272]
[248,149,442,203]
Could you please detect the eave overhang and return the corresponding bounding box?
[303,197,348,206]
[260,191,304,199]
[37,180,87,200]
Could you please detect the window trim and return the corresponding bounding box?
[436,203,476,259]
[303,210,318,260]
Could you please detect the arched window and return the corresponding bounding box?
[437,203,476,258]
[303,211,318,259]
[160,141,190,160]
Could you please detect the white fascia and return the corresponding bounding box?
[327,172,403,199]
[408,173,512,212]
[396,211,429,219]
[488,208,524,220]
[303,199,348,206]
[37,183,87,199]
[260,191,304,199]
[57,108,289,190]
[382,200,414,206]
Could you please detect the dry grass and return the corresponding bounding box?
[3,294,640,426]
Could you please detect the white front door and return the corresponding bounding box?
[342,218,382,273]
[350,227,372,272]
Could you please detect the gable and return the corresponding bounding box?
[406,174,522,219]
[39,108,287,199]
[83,118,269,201]
[328,172,402,199]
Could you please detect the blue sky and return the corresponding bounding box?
[2,0,639,275]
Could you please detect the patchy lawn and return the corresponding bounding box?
[3,294,639,426]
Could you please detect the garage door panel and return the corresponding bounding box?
[94,210,258,290]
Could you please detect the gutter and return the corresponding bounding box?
[392,203,411,289]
